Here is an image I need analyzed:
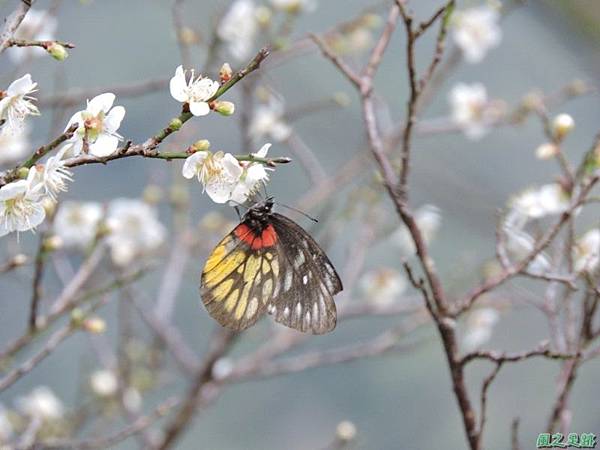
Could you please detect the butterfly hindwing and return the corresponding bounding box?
[266,213,342,334]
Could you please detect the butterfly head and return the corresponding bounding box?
[243,197,275,229]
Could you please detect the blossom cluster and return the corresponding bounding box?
[447,3,503,140]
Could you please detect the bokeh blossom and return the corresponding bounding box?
[218,0,259,61]
[53,201,103,249]
[452,5,501,64]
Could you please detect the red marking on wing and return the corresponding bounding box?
[234,223,278,250]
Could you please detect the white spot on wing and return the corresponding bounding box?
[284,270,293,291]
[302,274,308,284]
[295,302,302,318]
[283,306,290,318]
[294,251,305,269]
[246,298,259,319]
[304,311,311,329]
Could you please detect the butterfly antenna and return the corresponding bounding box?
[274,202,318,223]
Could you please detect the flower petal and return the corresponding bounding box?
[189,101,210,117]
[169,66,188,102]
[89,134,119,157]
[104,106,126,133]
[87,93,116,116]
[253,143,271,158]
[7,74,34,96]
[221,153,243,179]
[182,151,208,179]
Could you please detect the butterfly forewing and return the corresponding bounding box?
[200,202,342,334]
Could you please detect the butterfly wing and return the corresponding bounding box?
[266,213,343,334]
[200,224,280,331]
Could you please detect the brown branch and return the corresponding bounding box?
[0,0,35,54]
[7,37,74,48]
[477,362,502,448]
[40,396,179,449]
[309,33,362,88]
[155,328,238,450]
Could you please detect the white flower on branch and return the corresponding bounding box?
[249,100,291,143]
[392,204,441,254]
[106,198,166,266]
[462,308,499,352]
[170,66,220,116]
[90,370,118,398]
[0,170,45,237]
[30,146,73,201]
[359,267,407,307]
[0,74,40,134]
[230,143,273,204]
[218,0,259,62]
[452,5,501,64]
[506,184,569,229]
[16,386,64,421]
[448,82,497,140]
[503,225,550,273]
[0,125,29,165]
[271,0,317,14]
[8,9,57,63]
[182,151,243,204]
[53,201,103,249]
[573,229,600,274]
[65,93,126,157]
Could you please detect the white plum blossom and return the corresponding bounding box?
[30,146,73,200]
[90,370,118,397]
[65,93,125,157]
[249,101,292,143]
[393,204,441,254]
[0,170,45,237]
[452,5,501,64]
[8,9,57,63]
[448,83,494,140]
[16,386,64,421]
[53,201,103,249]
[123,388,142,412]
[170,66,220,116]
[218,0,259,61]
[212,357,234,381]
[0,125,29,165]
[506,184,569,229]
[503,225,550,273]
[462,308,499,351]
[573,229,600,274]
[105,199,166,266]
[0,74,39,133]
[230,143,273,204]
[359,267,407,307]
[182,151,243,203]
[271,0,317,14]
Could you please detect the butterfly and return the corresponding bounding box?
[200,198,342,334]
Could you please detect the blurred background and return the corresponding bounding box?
[0,0,599,449]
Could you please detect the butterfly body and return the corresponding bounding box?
[201,199,342,334]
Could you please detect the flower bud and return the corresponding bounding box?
[333,92,351,107]
[70,308,85,326]
[83,317,106,334]
[169,118,183,131]
[143,184,163,204]
[46,42,69,61]
[336,421,357,442]
[43,235,63,252]
[213,101,235,116]
[178,26,199,46]
[219,63,233,83]
[16,167,29,179]
[192,139,211,152]
[535,143,558,160]
[255,6,272,27]
[12,253,28,266]
[42,197,57,217]
[552,113,574,141]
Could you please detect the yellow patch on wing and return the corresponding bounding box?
[212,278,234,302]
[204,250,246,287]
[225,288,240,312]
